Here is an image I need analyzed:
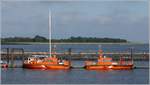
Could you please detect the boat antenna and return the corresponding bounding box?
[98,45,103,58]
[52,44,56,55]
[98,45,102,50]
[53,44,56,51]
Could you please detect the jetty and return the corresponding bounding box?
[1,48,149,68]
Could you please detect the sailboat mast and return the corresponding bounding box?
[49,10,52,57]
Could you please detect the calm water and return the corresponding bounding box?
[1,44,149,84]
[1,61,149,84]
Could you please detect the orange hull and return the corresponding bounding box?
[23,64,70,70]
[46,65,70,70]
[23,64,47,69]
[85,65,133,70]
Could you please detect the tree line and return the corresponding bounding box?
[1,35,127,43]
[1,35,48,43]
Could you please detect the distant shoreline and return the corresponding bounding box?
[1,42,148,45]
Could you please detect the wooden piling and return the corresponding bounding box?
[10,48,15,67]
[6,48,10,64]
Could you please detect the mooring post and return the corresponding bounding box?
[130,47,134,64]
[68,48,72,64]
[21,48,25,65]
[10,48,15,67]
[6,48,10,64]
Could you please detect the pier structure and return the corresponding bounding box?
[1,48,149,67]
[1,48,25,67]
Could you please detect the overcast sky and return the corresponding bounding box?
[1,0,149,43]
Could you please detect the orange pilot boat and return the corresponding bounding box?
[84,49,134,70]
[23,54,71,70]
